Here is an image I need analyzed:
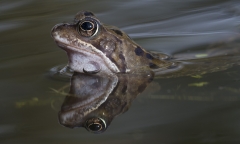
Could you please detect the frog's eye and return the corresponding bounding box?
[78,20,98,37]
[85,117,106,133]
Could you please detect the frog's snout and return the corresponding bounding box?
[51,23,70,38]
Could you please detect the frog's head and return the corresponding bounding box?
[51,11,122,74]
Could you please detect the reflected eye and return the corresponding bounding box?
[78,20,98,37]
[85,117,106,133]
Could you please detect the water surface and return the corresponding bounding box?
[1,0,240,143]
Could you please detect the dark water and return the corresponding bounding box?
[1,0,240,143]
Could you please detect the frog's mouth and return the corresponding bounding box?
[51,30,120,74]
[54,40,79,54]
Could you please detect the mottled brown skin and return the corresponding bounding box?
[51,11,170,74]
[52,10,240,77]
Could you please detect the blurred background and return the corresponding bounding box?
[1,0,240,143]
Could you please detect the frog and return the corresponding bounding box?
[52,11,240,77]
[51,11,173,75]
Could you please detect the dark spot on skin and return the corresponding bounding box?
[118,53,127,72]
[138,83,147,93]
[112,29,123,36]
[121,85,127,94]
[149,63,159,69]
[146,53,154,60]
[84,11,94,16]
[135,47,144,56]
[119,53,125,61]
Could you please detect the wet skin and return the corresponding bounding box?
[51,11,172,75]
[51,11,240,77]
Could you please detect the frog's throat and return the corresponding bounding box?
[54,34,120,73]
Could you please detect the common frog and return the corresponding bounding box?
[51,11,171,74]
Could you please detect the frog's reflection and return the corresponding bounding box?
[58,72,154,133]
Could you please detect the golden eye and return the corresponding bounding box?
[78,19,98,37]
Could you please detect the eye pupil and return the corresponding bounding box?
[81,21,93,31]
[88,123,102,131]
